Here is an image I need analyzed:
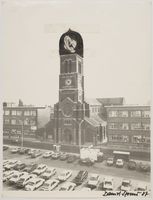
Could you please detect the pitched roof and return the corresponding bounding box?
[97,97,124,106]
[85,98,101,106]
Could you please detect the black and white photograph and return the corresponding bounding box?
[1,0,152,198]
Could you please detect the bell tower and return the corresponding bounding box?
[54,29,89,145]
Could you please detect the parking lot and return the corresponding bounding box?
[3,145,151,192]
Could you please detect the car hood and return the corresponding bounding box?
[103,184,113,189]
[9,178,18,182]
[121,186,130,191]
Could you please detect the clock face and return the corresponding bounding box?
[64,35,77,53]
[65,78,72,86]
[62,103,73,117]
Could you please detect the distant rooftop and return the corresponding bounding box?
[97,97,125,106]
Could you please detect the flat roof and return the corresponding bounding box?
[105,105,150,108]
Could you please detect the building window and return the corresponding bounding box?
[132,136,150,144]
[108,123,118,129]
[12,110,17,115]
[30,120,36,125]
[64,119,71,125]
[24,110,36,116]
[118,111,128,117]
[11,119,16,125]
[142,111,150,118]
[109,135,129,143]
[118,123,129,130]
[17,119,23,125]
[24,119,29,125]
[108,111,118,117]
[131,111,141,117]
[4,110,10,115]
[31,111,36,116]
[16,111,22,116]
[131,123,142,130]
[142,124,150,130]
[24,111,30,116]
[4,119,9,124]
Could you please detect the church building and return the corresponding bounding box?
[53,29,107,146]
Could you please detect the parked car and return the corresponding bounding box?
[80,187,91,191]
[3,145,9,151]
[116,159,124,168]
[16,174,37,188]
[31,150,42,158]
[67,155,77,163]
[40,168,56,180]
[32,164,47,175]
[138,162,150,172]
[73,170,88,185]
[25,178,45,191]
[3,170,18,182]
[28,149,36,155]
[59,182,76,191]
[106,158,114,166]
[127,160,137,170]
[87,174,100,189]
[39,179,59,191]
[135,183,148,191]
[51,152,61,159]
[23,163,38,173]
[57,170,72,182]
[19,148,27,154]
[4,160,18,170]
[99,177,114,191]
[60,153,68,161]
[10,147,21,153]
[120,179,131,191]
[97,152,104,162]
[13,162,27,171]
[8,172,28,185]
[3,159,11,167]
[43,151,53,158]
[79,158,94,166]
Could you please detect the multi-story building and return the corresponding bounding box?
[105,105,151,150]
[3,101,48,139]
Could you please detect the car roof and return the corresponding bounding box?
[122,179,130,183]
[90,173,99,178]
[61,170,71,173]
[61,182,76,187]
[117,159,123,161]
[45,179,59,184]
[38,164,46,167]
[104,177,113,181]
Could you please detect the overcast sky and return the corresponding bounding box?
[1,0,151,106]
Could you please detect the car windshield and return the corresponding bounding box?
[60,172,66,176]
[122,182,129,187]
[105,181,112,185]
[12,175,18,178]
[37,167,42,170]
[43,183,50,187]
[108,158,113,161]
[28,182,34,186]
[60,187,66,191]
[46,170,51,173]
[77,172,83,178]
[90,176,97,181]
[19,178,25,182]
